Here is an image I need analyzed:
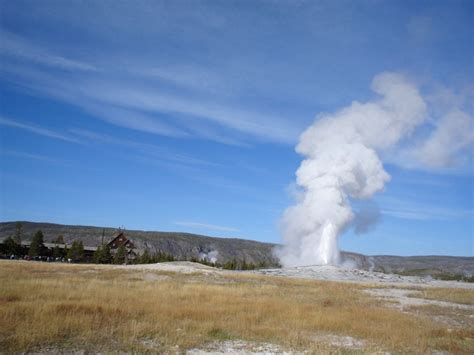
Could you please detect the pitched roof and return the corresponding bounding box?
[107,232,135,249]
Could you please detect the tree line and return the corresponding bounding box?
[1,223,278,269]
[191,256,279,270]
[92,244,175,264]
[1,226,87,262]
[0,224,175,265]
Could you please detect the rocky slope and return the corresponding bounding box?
[0,221,279,265]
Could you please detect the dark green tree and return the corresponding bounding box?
[14,222,23,244]
[52,245,63,258]
[223,259,235,270]
[93,245,112,264]
[113,244,126,264]
[67,242,75,261]
[3,236,21,255]
[139,249,151,264]
[67,241,84,262]
[101,244,112,263]
[54,235,65,244]
[29,230,45,257]
[152,251,175,263]
[93,246,102,263]
[77,241,84,261]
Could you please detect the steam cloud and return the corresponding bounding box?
[199,249,219,263]
[277,72,430,267]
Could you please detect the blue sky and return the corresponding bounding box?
[0,0,472,256]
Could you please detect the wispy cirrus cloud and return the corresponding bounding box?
[173,221,239,232]
[138,65,225,94]
[0,32,302,146]
[0,116,82,144]
[82,103,189,138]
[0,150,61,164]
[70,128,221,168]
[379,197,473,221]
[0,30,96,72]
[77,80,300,144]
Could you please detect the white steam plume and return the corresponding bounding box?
[411,109,474,168]
[199,249,219,263]
[277,72,427,267]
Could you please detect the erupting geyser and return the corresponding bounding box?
[277,72,428,267]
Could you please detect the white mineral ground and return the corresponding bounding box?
[122,261,473,289]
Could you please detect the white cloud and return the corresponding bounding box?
[0,31,301,145]
[75,80,300,144]
[0,58,301,145]
[0,116,82,144]
[82,103,188,138]
[0,30,96,72]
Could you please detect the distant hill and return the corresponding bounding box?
[1,221,472,278]
[0,221,280,266]
[342,252,474,280]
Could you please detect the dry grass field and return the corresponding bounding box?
[0,260,473,353]
[411,288,474,305]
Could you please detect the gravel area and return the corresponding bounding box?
[187,340,296,354]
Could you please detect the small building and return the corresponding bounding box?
[107,231,137,262]
[19,241,97,261]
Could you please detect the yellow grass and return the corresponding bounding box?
[409,304,474,332]
[411,288,474,305]
[0,260,472,353]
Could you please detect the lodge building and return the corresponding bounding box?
[107,231,137,262]
[1,230,138,263]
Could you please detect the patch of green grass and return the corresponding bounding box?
[208,328,234,340]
